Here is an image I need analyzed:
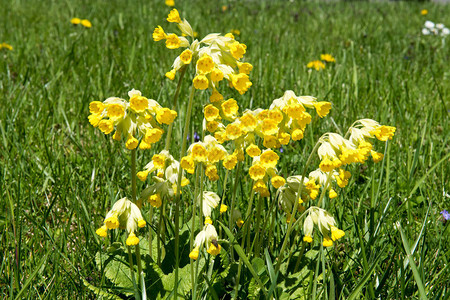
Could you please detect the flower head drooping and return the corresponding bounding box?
[88,89,177,150]
[189,223,221,260]
[95,198,146,245]
[302,207,345,247]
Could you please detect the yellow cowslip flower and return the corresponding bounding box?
[371,125,396,141]
[225,33,235,39]
[259,149,279,169]
[207,145,226,163]
[96,225,108,237]
[70,18,81,25]
[313,102,332,118]
[278,132,291,145]
[207,243,221,255]
[98,119,114,134]
[166,33,181,49]
[204,216,213,225]
[165,0,175,7]
[330,225,345,241]
[284,103,305,119]
[261,119,278,136]
[205,164,219,181]
[271,175,286,189]
[206,120,219,133]
[153,26,167,41]
[221,99,239,119]
[196,54,215,74]
[223,154,238,170]
[238,62,253,74]
[322,237,333,247]
[371,151,384,163]
[125,135,139,150]
[81,19,92,28]
[225,123,243,140]
[137,170,150,181]
[189,246,200,260]
[1,43,13,51]
[263,135,279,149]
[268,109,283,124]
[307,60,325,71]
[89,101,104,114]
[179,49,193,64]
[221,5,228,12]
[190,224,220,259]
[149,194,162,208]
[246,144,261,157]
[210,68,224,82]
[320,54,335,63]
[249,164,266,181]
[421,9,428,15]
[193,74,209,90]
[181,155,195,173]
[220,204,227,214]
[231,29,241,36]
[335,168,351,188]
[156,107,177,124]
[167,9,181,23]
[165,69,176,80]
[230,42,247,60]
[152,154,166,169]
[210,90,224,103]
[329,189,338,199]
[129,95,149,113]
[191,143,208,162]
[204,104,220,121]
[231,73,252,95]
[126,232,140,246]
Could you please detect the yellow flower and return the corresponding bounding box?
[137,170,150,181]
[207,243,221,256]
[231,29,241,36]
[179,49,193,64]
[260,149,279,169]
[220,204,228,214]
[230,42,247,60]
[207,146,226,163]
[249,164,266,181]
[278,132,290,145]
[210,68,224,82]
[303,235,313,243]
[231,73,252,94]
[89,101,104,114]
[307,60,325,71]
[329,189,338,199]
[181,155,195,174]
[165,0,175,7]
[210,90,224,102]
[238,62,253,74]
[129,95,149,113]
[371,151,384,163]
[246,144,261,157]
[81,19,92,28]
[323,237,333,247]
[225,123,242,140]
[314,102,332,118]
[149,194,162,208]
[193,75,209,90]
[191,144,208,162]
[96,225,108,237]
[223,154,238,170]
[239,113,257,131]
[125,135,139,150]
[206,120,219,132]
[153,26,167,41]
[263,135,279,149]
[271,176,286,189]
[320,54,335,63]
[98,120,114,134]
[165,69,176,80]
[126,232,140,246]
[421,9,428,15]
[152,154,166,169]
[106,103,125,120]
[166,34,181,49]
[70,18,81,25]
[261,119,278,135]
[371,125,396,141]
[204,104,220,121]
[196,55,215,74]
[204,216,213,225]
[330,225,345,241]
[156,108,177,124]
[167,9,182,23]
[1,43,13,51]
[221,99,239,119]
[205,164,219,181]
[284,103,305,119]
[144,128,164,144]
[189,246,200,260]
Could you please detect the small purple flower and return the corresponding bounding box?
[440,210,450,223]
[279,147,284,153]
[194,132,200,142]
[187,134,190,141]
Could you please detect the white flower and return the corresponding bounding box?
[199,191,220,217]
[442,28,450,36]
[422,28,431,35]
[436,23,444,30]
[424,21,435,29]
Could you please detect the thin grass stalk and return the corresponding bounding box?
[165,66,187,151]
[219,170,229,239]
[227,162,242,262]
[293,241,306,273]
[253,194,263,257]
[192,165,205,299]
[173,83,196,298]
[148,206,153,259]
[274,140,322,274]
[127,246,139,300]
[190,165,201,291]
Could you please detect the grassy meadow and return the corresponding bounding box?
[1,0,449,299]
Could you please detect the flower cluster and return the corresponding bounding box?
[88,89,177,150]
[422,21,450,36]
[189,223,221,260]
[138,150,190,205]
[317,119,395,173]
[307,54,335,71]
[303,207,345,247]
[70,18,92,28]
[153,9,253,95]
[96,197,146,246]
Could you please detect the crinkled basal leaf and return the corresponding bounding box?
[82,279,123,300]
[95,250,135,296]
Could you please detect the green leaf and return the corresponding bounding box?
[82,279,123,300]
[95,250,134,296]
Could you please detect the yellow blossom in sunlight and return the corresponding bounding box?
[323,237,333,247]
[165,0,175,7]
[249,164,266,181]
[125,135,139,150]
[70,18,81,25]
[166,33,181,49]
[149,194,162,208]
[260,150,279,168]
[153,26,167,41]
[230,42,247,60]
[210,68,224,82]
[222,5,228,12]
[314,102,332,118]
[156,108,177,124]
[193,75,209,90]
[421,9,428,15]
[205,164,219,181]
[179,49,193,64]
[271,176,286,189]
[371,125,396,141]
[165,69,176,80]
[231,73,252,94]
[220,204,228,214]
[204,105,220,121]
[210,90,224,103]
[231,29,241,36]
[167,9,181,23]
[221,99,239,119]
[181,155,195,174]
[81,19,92,28]
[197,54,215,74]
[320,54,335,63]
[191,144,208,162]
[371,151,384,163]
[246,144,261,157]
[238,62,253,74]
[129,95,149,113]
[223,154,238,170]
[307,60,325,71]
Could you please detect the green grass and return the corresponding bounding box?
[1,0,449,299]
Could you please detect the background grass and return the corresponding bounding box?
[1,0,449,298]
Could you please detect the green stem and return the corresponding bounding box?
[293,241,306,273]
[173,83,196,299]
[127,246,139,300]
[148,206,153,259]
[253,194,263,257]
[227,162,242,262]
[219,170,229,240]
[165,66,187,151]
[317,171,333,208]
[193,165,205,299]
[274,140,322,274]
[190,165,200,294]
[131,149,137,203]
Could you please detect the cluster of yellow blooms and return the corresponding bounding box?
[96,198,146,246]
[303,207,345,247]
[307,54,335,71]
[0,42,13,51]
[70,18,92,28]
[137,150,190,206]
[153,9,252,95]
[88,89,177,150]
